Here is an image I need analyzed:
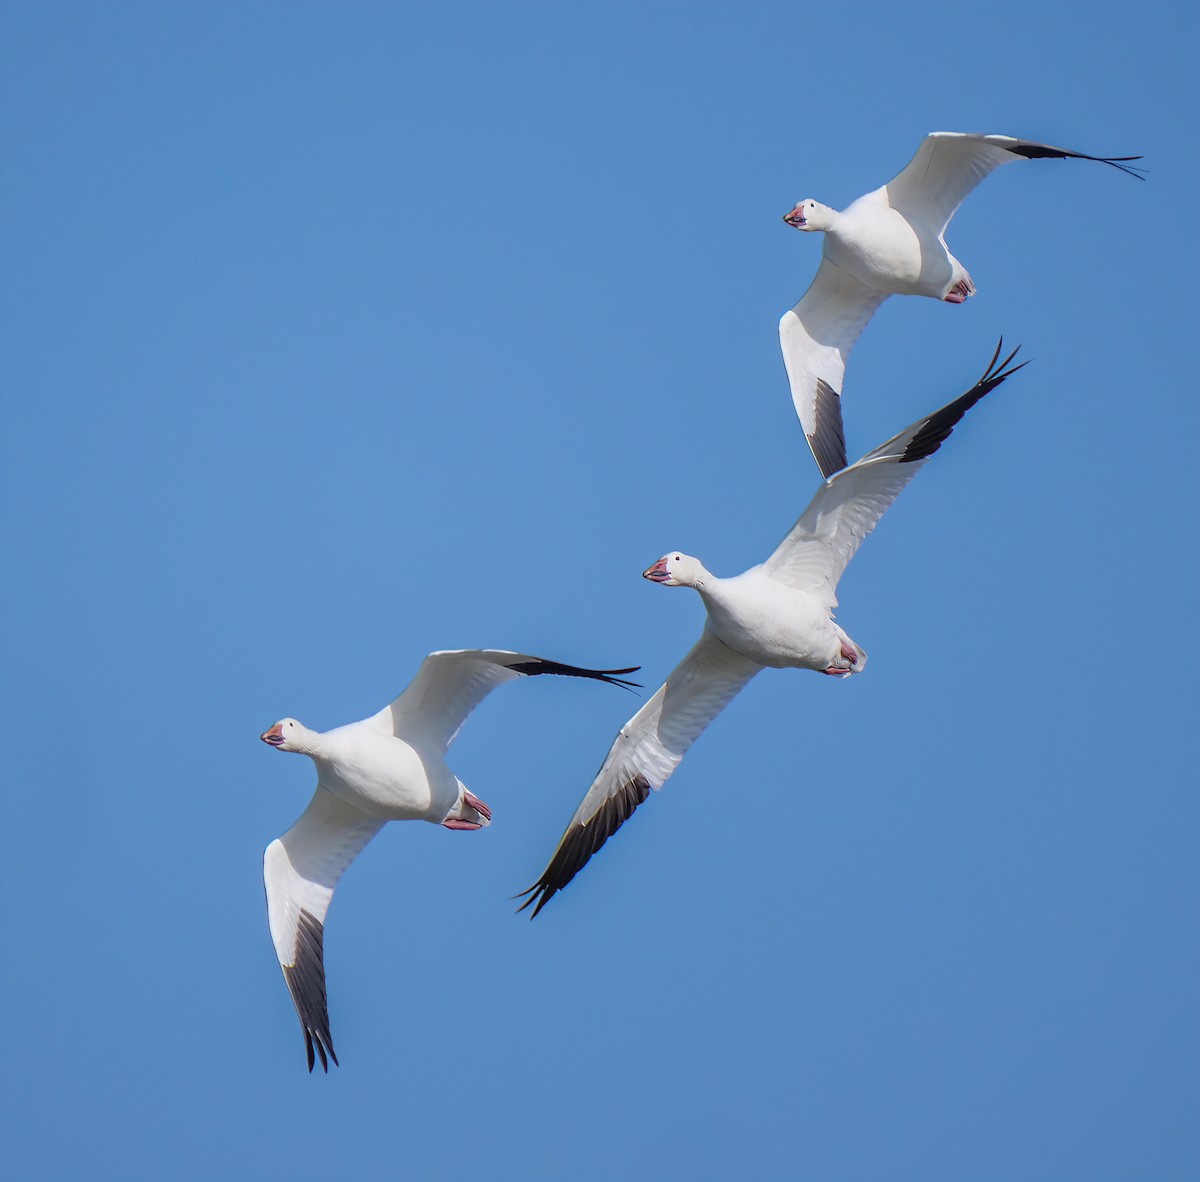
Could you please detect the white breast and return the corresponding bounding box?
[826,192,952,297]
[699,569,841,671]
[314,725,453,821]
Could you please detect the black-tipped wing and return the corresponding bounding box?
[518,634,760,917]
[779,259,889,479]
[366,650,639,752]
[264,788,384,1072]
[764,341,1026,608]
[886,131,1144,236]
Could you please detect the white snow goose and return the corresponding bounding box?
[518,342,1024,917]
[780,132,1142,478]
[260,649,638,1070]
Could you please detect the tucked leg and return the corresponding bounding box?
[822,640,860,676]
[942,271,976,304]
[442,788,493,831]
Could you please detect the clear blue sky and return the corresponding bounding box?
[2,3,1195,1179]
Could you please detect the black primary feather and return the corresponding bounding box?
[515,774,652,919]
[899,339,1027,465]
[282,909,338,1073]
[1005,142,1147,180]
[504,658,641,692]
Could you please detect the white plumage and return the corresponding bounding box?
[780,132,1142,478]
[260,649,637,1070]
[519,343,1025,918]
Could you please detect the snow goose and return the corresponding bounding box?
[261,649,638,1070]
[780,132,1142,478]
[518,342,1025,917]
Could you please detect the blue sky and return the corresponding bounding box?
[2,2,1195,1179]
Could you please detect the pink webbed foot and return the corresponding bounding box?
[464,789,492,821]
[822,641,860,677]
[942,275,975,304]
[442,789,493,831]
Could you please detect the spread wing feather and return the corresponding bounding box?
[885,132,1144,236]
[779,260,888,478]
[366,649,639,751]
[263,788,384,1071]
[518,635,760,917]
[764,340,1027,607]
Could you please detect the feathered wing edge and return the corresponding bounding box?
[502,657,641,690]
[779,261,889,479]
[1002,140,1146,180]
[516,637,761,918]
[893,337,1028,466]
[283,908,336,1072]
[517,773,653,919]
[264,789,384,1072]
[762,337,1027,602]
[370,650,640,751]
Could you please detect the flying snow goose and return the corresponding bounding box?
[779,132,1142,478]
[260,649,638,1070]
[518,342,1025,917]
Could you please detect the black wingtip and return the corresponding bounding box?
[1006,142,1147,180]
[898,337,1027,465]
[284,909,339,1074]
[300,1021,337,1073]
[975,335,1030,388]
[810,378,849,479]
[300,1020,337,1073]
[515,774,653,919]
[514,881,552,920]
[505,659,643,693]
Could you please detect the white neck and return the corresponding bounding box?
[291,723,324,758]
[687,561,718,596]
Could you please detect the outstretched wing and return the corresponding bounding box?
[518,634,761,918]
[263,787,384,1072]
[764,340,1026,609]
[366,650,639,752]
[886,132,1145,236]
[779,259,888,479]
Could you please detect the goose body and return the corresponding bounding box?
[283,720,455,820]
[260,649,638,1070]
[819,191,959,298]
[693,566,865,673]
[519,343,1025,918]
[780,132,1143,478]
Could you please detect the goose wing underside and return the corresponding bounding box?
[518,635,760,917]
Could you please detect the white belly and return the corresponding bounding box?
[701,575,844,671]
[315,726,459,822]
[826,196,953,297]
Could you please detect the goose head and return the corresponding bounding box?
[643,552,704,588]
[260,717,316,754]
[782,198,834,231]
